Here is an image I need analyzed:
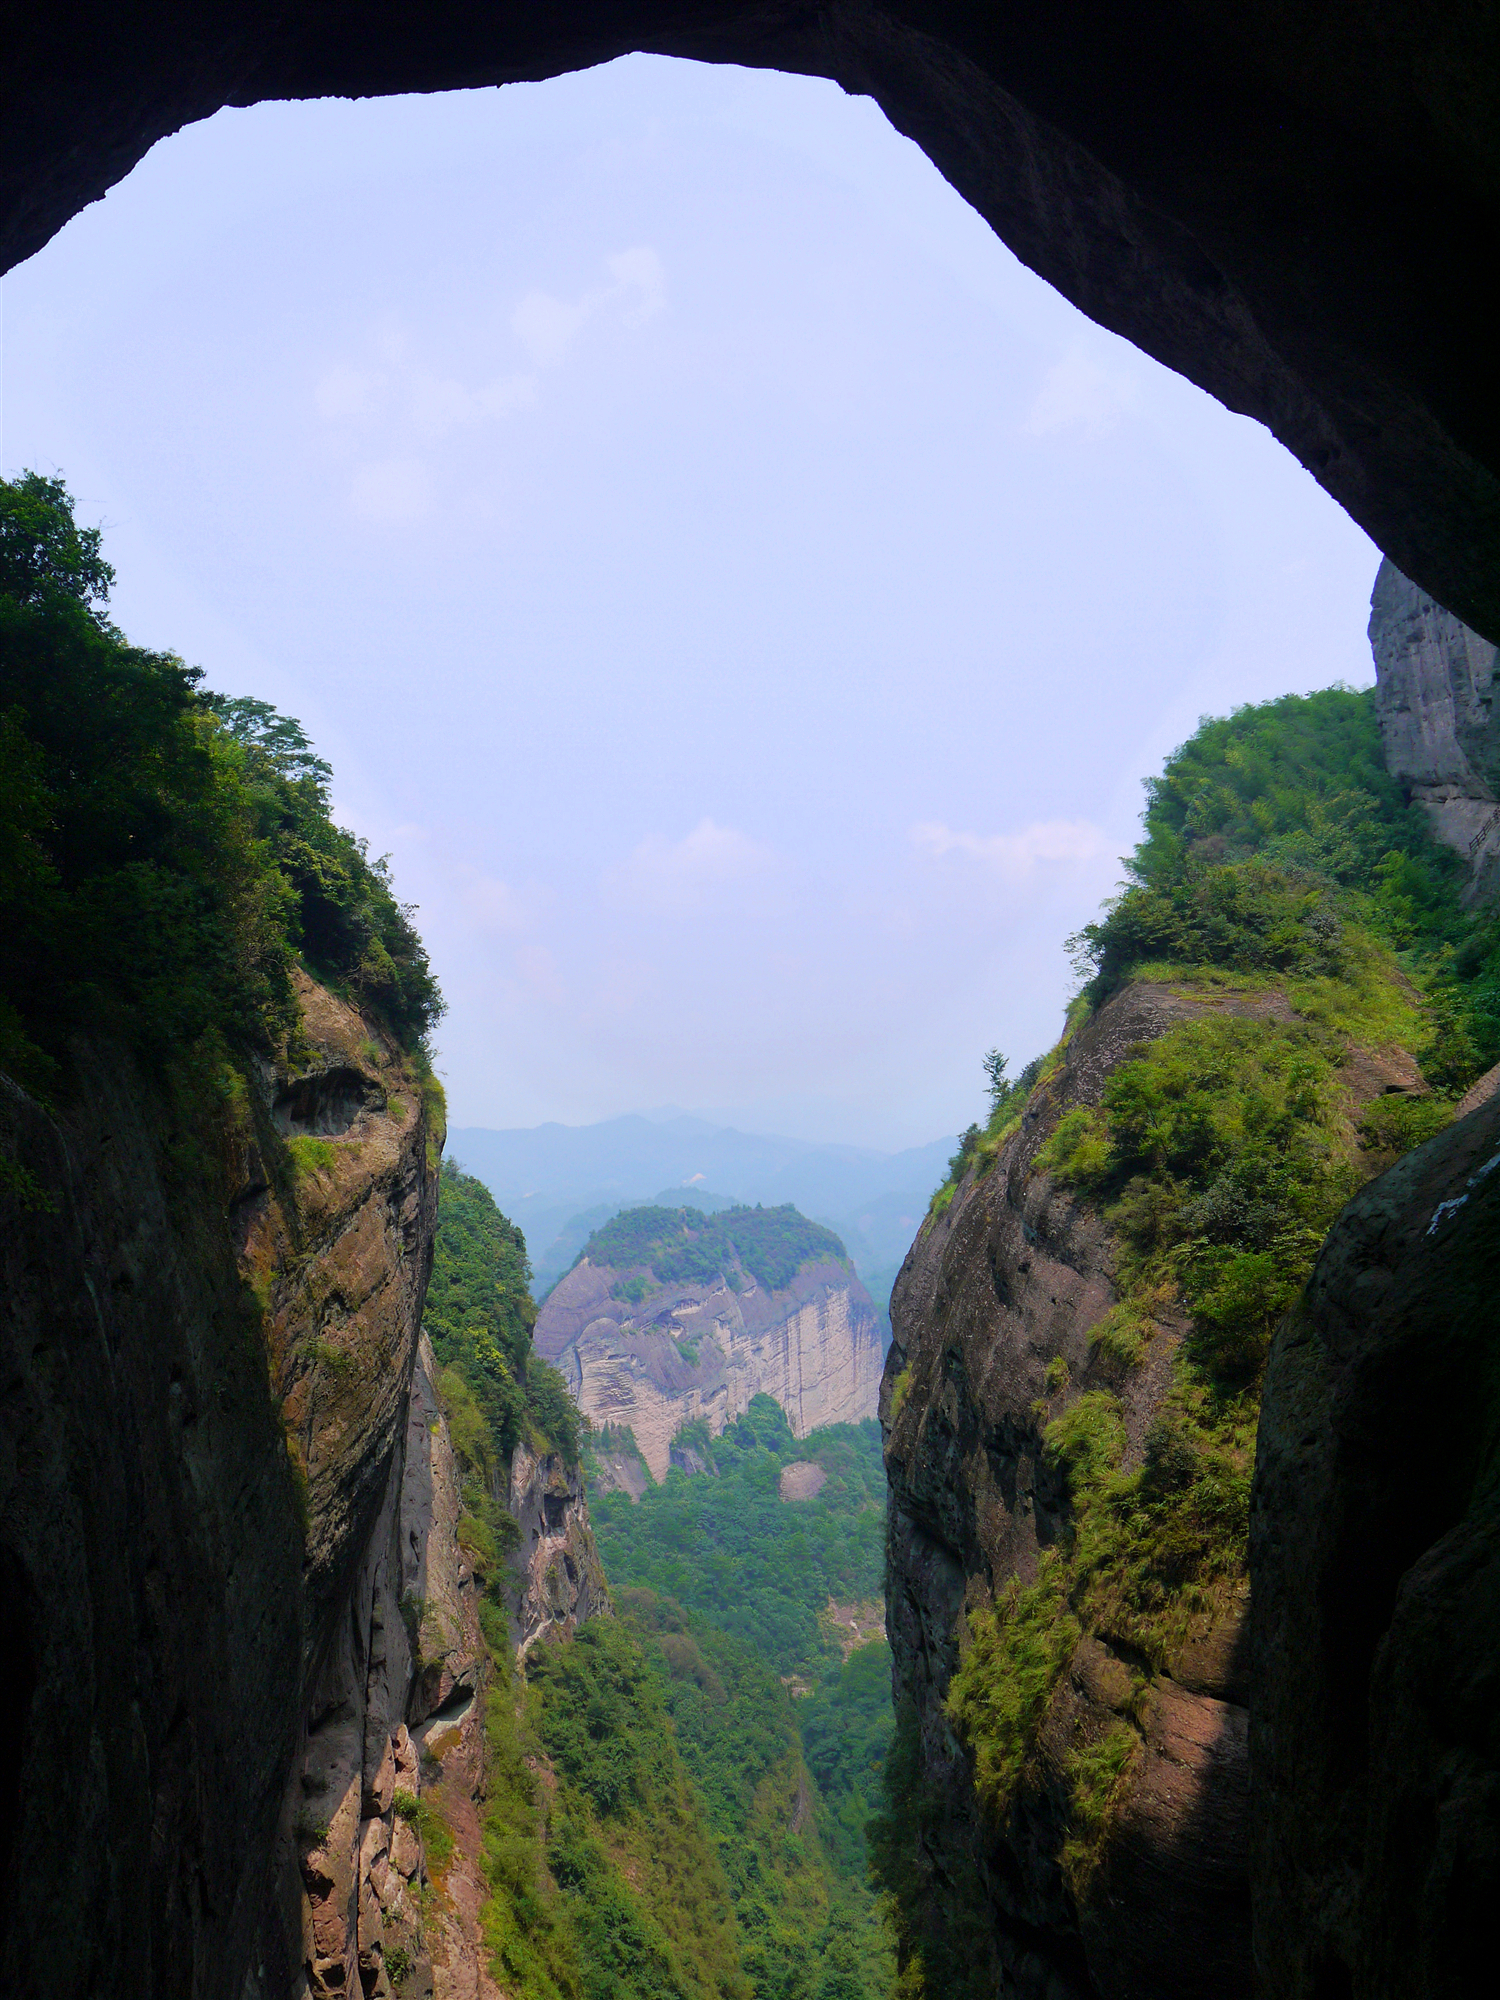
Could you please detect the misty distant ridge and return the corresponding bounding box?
[445,1110,957,1306]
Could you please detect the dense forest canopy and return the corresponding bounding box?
[0,471,441,1097]
[580,1203,851,1294]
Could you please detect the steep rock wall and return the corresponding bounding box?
[883,979,1430,2000]
[883,984,1260,2000]
[536,1257,883,1479]
[1249,1088,1500,1999]
[1370,559,1500,900]
[0,967,442,2000]
[283,1330,607,2000]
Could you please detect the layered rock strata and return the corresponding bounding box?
[1249,1087,1500,1999]
[536,1256,883,1479]
[1370,559,1500,900]
[882,979,1431,2000]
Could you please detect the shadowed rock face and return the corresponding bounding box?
[3,4,1498,637]
[1370,558,1500,900]
[0,968,442,2000]
[881,975,1440,2000]
[1249,1089,1500,2000]
[883,983,1275,2000]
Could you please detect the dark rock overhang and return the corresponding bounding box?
[5,2,1497,637]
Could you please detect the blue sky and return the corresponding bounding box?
[1,57,1380,1147]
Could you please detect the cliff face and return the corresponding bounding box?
[1249,1088,1500,1998]
[284,1330,606,2000]
[882,978,1429,2000]
[535,1255,883,1480]
[0,967,444,1999]
[1370,558,1500,900]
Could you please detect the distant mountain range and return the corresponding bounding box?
[444,1112,956,1313]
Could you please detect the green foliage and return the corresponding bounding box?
[0,471,441,1093]
[1068,683,1500,1080]
[590,1401,885,1676]
[943,1558,1079,1819]
[428,1161,580,1465]
[618,1588,892,2000]
[530,1616,749,2000]
[867,1705,995,2000]
[582,1204,850,1295]
[917,686,1489,1975]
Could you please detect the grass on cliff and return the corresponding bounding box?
[894,684,1497,1960]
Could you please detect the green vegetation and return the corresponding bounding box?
[1070,683,1500,1079]
[0,472,441,1100]
[429,1160,581,1465]
[582,1204,851,1295]
[590,1398,885,1675]
[880,684,1497,1978]
[432,1186,891,1997]
[590,1399,893,1991]
[617,1589,888,2000]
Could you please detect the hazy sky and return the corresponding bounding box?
[2,57,1380,1148]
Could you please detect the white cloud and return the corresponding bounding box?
[315,363,387,420]
[410,369,537,437]
[1024,350,1140,436]
[608,817,775,913]
[349,457,432,522]
[512,246,667,368]
[461,869,531,934]
[912,818,1107,879]
[607,246,667,324]
[512,291,591,369]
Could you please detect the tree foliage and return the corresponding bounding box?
[0,471,441,1093]
[580,1205,851,1295]
[429,1161,580,1465]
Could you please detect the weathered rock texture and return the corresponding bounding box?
[883,977,1432,2000]
[283,1329,605,2000]
[4,7,1498,637]
[536,1255,883,1479]
[0,968,442,2000]
[1370,558,1500,900]
[1249,1088,1500,2000]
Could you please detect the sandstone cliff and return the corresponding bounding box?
[1370,558,1500,901]
[0,964,443,1998]
[535,1219,883,1480]
[882,977,1430,2000]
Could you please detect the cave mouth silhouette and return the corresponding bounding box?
[4,4,1497,641]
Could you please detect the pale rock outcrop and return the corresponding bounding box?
[1370,558,1500,901]
[536,1258,883,1480]
[508,1439,609,1656]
